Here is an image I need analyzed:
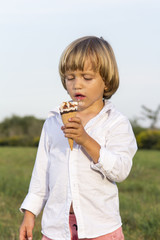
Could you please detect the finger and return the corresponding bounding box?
[65,122,80,129]
[68,117,81,124]
[64,126,79,134]
[19,234,27,240]
[19,227,27,240]
[27,228,33,240]
[64,128,79,138]
[64,128,78,135]
[19,233,27,240]
[64,133,76,139]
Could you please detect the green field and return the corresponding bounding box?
[0,147,160,240]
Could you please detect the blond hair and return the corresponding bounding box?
[59,36,119,99]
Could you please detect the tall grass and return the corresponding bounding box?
[0,147,160,239]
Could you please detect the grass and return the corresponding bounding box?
[118,150,160,240]
[0,147,42,240]
[0,147,160,239]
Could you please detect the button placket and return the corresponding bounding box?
[68,149,85,236]
[69,150,78,208]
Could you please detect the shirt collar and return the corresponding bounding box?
[84,100,113,129]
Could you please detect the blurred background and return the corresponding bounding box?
[0,0,159,123]
[0,0,160,149]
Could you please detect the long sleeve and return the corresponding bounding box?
[91,116,137,182]
[20,121,50,216]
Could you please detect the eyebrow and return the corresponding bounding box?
[65,70,96,75]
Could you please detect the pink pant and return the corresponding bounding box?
[42,214,125,240]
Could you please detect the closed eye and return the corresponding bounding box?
[65,75,75,81]
[84,77,92,80]
[83,75,93,80]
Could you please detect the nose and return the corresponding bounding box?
[73,77,82,89]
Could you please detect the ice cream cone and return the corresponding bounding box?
[61,111,77,150]
[60,101,78,150]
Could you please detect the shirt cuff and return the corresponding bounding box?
[20,192,46,217]
[90,146,116,177]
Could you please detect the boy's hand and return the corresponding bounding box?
[61,117,89,146]
[61,116,101,163]
[19,210,35,240]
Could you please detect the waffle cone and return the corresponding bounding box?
[61,111,77,150]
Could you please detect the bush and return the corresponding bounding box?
[0,115,43,147]
[0,136,39,147]
[136,129,160,150]
[33,137,40,147]
[0,115,44,138]
[0,138,9,146]
[132,126,147,136]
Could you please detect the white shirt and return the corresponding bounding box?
[20,100,137,240]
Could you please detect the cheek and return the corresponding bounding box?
[65,83,73,96]
[90,83,105,96]
[65,82,71,91]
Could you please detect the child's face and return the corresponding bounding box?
[65,60,105,111]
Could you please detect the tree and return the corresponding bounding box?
[141,105,160,129]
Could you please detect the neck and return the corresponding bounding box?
[76,100,104,126]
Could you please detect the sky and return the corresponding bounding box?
[0,0,160,126]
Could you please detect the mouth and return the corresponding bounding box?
[75,93,86,101]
